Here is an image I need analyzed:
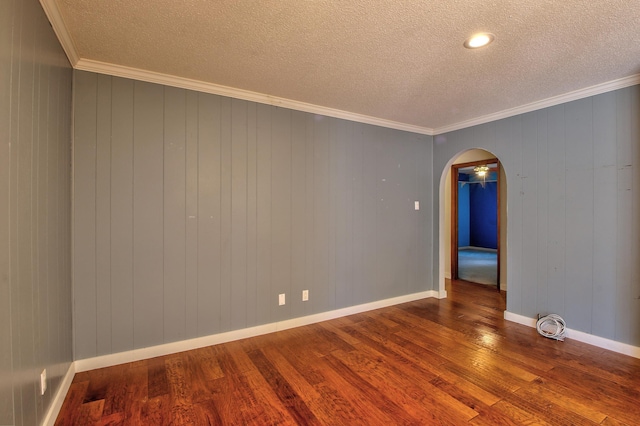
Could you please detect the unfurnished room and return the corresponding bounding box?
[2,0,640,425]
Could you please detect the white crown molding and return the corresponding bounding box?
[35,0,640,138]
[74,290,437,372]
[504,311,640,359]
[42,362,76,426]
[73,59,640,137]
[39,0,80,65]
[74,58,435,135]
[434,74,640,135]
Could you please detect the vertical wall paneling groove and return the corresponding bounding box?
[246,103,258,326]
[196,94,221,336]
[328,119,338,307]
[47,51,60,407]
[361,125,379,303]
[271,107,292,322]
[163,86,187,343]
[564,98,594,332]
[535,110,549,316]
[256,103,272,325]
[132,81,165,349]
[1,0,73,422]
[73,71,98,359]
[110,77,134,354]
[520,113,538,319]
[631,88,640,344]
[433,85,640,346]
[230,99,248,330]
[35,27,49,421]
[504,118,524,313]
[0,0,16,412]
[615,89,633,342]
[303,114,315,318]
[34,17,45,420]
[546,105,567,316]
[12,3,27,422]
[425,135,434,292]
[329,119,339,309]
[334,120,351,309]
[290,111,307,319]
[96,74,112,355]
[6,1,21,419]
[72,71,434,357]
[17,6,38,422]
[332,120,343,308]
[185,91,199,338]
[312,115,330,313]
[592,92,617,338]
[219,98,232,331]
[351,124,365,301]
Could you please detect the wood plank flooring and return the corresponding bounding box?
[56,280,640,425]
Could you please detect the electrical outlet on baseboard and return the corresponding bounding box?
[40,369,47,395]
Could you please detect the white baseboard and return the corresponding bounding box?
[42,361,76,426]
[504,311,538,328]
[504,311,640,359]
[75,290,437,372]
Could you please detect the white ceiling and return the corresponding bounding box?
[46,0,640,135]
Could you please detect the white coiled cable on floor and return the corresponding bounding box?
[536,314,566,341]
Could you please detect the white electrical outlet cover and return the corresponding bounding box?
[279,293,285,305]
[302,290,309,301]
[40,369,47,395]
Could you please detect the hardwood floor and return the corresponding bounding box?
[56,280,640,425]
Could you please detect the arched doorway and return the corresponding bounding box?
[438,149,507,298]
[451,158,501,287]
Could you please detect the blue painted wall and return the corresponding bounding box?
[469,181,498,249]
[457,182,470,247]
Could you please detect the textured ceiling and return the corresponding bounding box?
[53,0,640,133]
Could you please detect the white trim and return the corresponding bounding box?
[39,0,80,65]
[434,74,640,135]
[42,362,76,426]
[34,0,640,137]
[504,311,640,359]
[73,59,435,136]
[504,311,538,328]
[75,290,437,372]
[69,60,640,137]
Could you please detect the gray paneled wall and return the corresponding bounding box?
[0,0,74,424]
[433,86,640,346]
[72,70,433,360]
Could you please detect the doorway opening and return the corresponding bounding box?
[451,159,500,289]
[437,148,507,299]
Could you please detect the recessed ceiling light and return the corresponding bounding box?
[464,33,495,49]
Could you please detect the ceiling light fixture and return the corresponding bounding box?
[474,165,490,187]
[473,165,489,176]
[464,33,495,49]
